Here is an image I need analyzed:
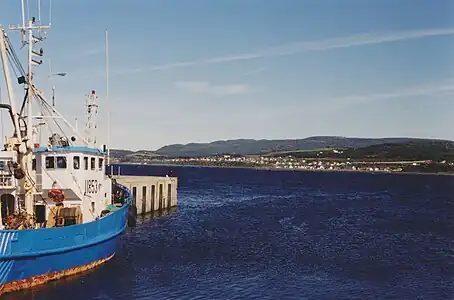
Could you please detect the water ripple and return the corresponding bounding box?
[7,166,454,300]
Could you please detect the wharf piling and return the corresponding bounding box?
[111,175,178,214]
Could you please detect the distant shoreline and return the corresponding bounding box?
[109,162,454,177]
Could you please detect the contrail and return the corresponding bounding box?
[113,27,454,75]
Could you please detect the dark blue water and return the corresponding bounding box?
[9,166,454,300]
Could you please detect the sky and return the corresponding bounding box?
[0,0,454,150]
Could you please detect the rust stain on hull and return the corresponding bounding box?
[0,253,115,296]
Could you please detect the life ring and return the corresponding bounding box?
[48,188,65,204]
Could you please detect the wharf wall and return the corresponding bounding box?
[111,175,178,214]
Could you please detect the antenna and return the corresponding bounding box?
[85,90,99,148]
[48,0,52,27]
[20,0,26,44]
[38,0,41,26]
[106,29,110,164]
[0,85,4,147]
[52,85,55,106]
[49,59,54,105]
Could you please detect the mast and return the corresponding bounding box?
[0,30,22,140]
[0,86,3,146]
[6,1,50,216]
[24,17,35,215]
[27,17,33,146]
[106,29,110,164]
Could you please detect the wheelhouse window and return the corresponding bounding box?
[56,156,67,169]
[73,156,80,170]
[83,157,88,170]
[0,160,13,172]
[32,158,36,171]
[45,156,55,169]
[98,158,104,171]
[90,157,96,170]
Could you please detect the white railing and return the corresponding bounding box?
[0,175,13,188]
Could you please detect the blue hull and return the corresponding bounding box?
[0,184,131,294]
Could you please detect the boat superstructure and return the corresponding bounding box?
[0,1,132,295]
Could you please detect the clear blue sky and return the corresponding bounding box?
[1,0,453,150]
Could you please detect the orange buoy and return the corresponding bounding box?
[48,181,65,205]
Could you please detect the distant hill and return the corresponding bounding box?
[345,140,454,161]
[109,149,134,157]
[268,140,454,162]
[109,149,162,162]
[154,136,448,157]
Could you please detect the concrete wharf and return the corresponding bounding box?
[111,175,178,214]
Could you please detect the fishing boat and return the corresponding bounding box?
[0,1,134,295]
